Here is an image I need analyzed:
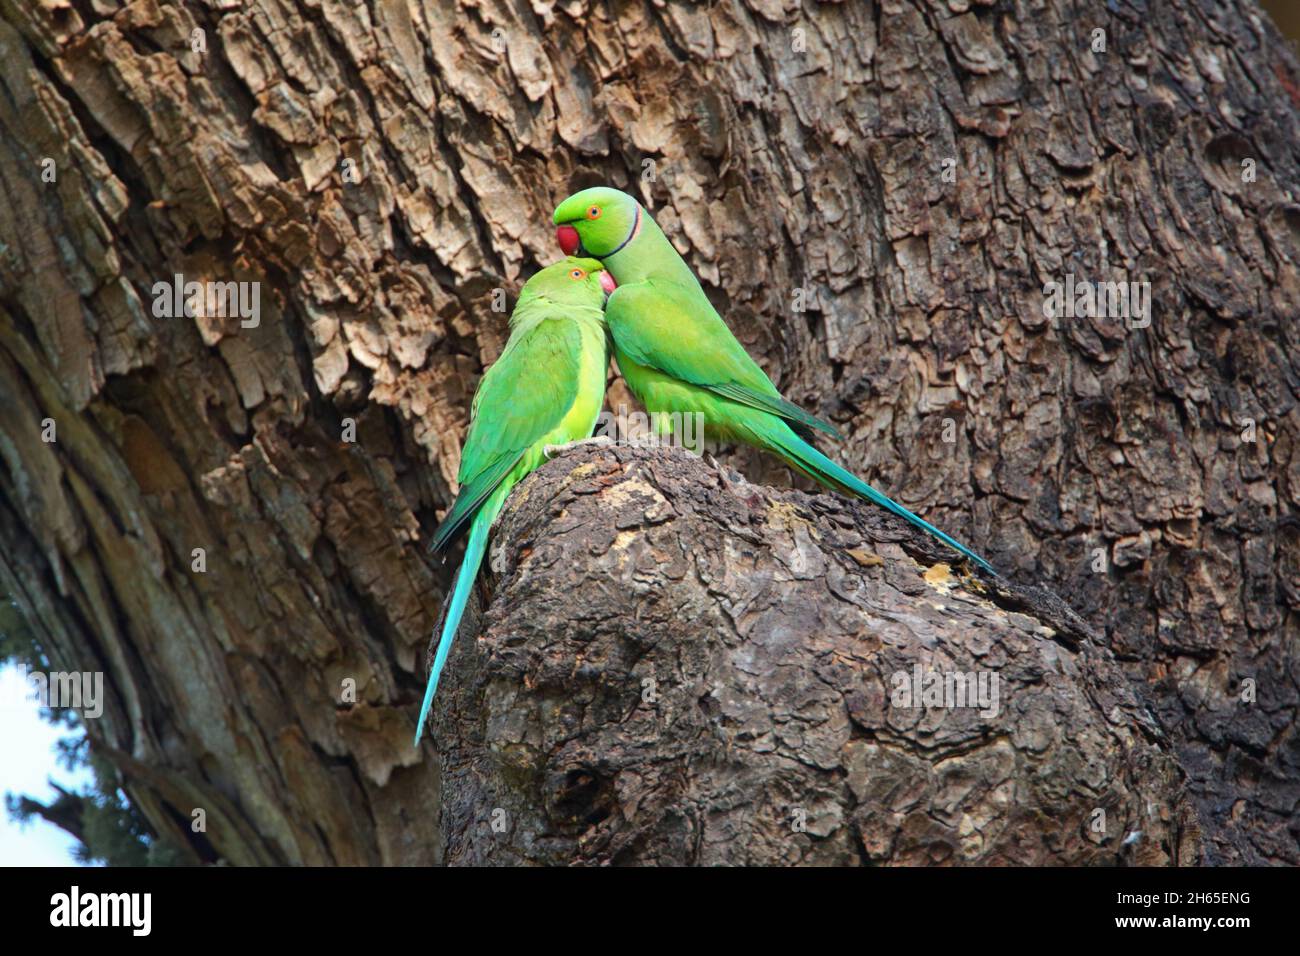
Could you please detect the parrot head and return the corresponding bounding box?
[517,256,616,317]
[553,187,641,259]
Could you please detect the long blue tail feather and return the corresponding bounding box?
[763,422,996,575]
[414,492,505,744]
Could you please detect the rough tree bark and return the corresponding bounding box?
[439,443,1201,865]
[0,0,1296,865]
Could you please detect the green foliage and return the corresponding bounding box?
[0,591,40,665]
[77,791,188,867]
[2,591,191,866]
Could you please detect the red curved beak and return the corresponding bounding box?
[599,271,617,295]
[556,224,580,256]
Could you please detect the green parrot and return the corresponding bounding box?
[553,187,995,574]
[414,256,616,744]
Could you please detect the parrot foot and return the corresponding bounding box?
[544,435,614,459]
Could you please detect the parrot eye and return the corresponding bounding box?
[586,205,601,220]
[570,268,585,279]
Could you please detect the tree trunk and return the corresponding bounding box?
[438,442,1201,865]
[0,0,1296,865]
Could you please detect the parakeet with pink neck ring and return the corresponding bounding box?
[553,187,994,574]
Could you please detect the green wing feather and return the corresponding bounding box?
[605,280,841,440]
[429,316,584,553]
[428,453,523,553]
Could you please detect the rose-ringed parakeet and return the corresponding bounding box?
[414,257,616,744]
[553,187,995,574]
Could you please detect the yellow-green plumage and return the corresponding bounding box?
[553,187,995,575]
[414,257,611,744]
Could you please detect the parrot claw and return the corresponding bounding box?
[544,435,614,459]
